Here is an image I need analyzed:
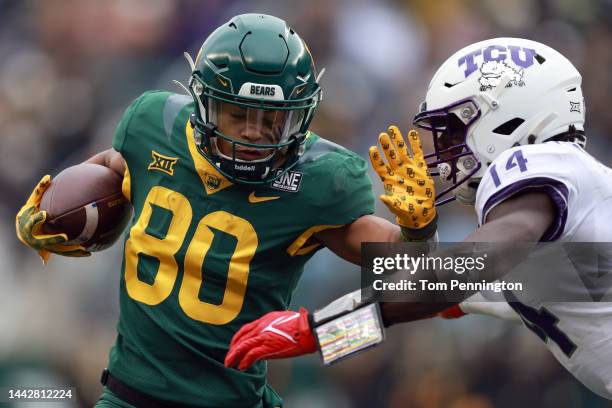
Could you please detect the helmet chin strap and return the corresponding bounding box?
[441,157,480,205]
[455,180,478,205]
[434,156,482,206]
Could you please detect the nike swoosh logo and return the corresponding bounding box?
[248,192,280,203]
[262,314,299,343]
[217,76,228,87]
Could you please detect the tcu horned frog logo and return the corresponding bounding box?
[457,44,535,91]
[478,60,524,91]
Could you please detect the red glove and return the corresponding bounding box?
[225,307,317,371]
[438,304,466,319]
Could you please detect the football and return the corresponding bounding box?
[39,163,132,251]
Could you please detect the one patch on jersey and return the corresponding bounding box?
[148,151,178,176]
[271,170,303,192]
[569,101,581,113]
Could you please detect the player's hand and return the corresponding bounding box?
[225,308,317,371]
[16,175,90,264]
[438,304,467,319]
[369,126,437,240]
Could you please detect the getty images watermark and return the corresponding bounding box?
[361,242,612,303]
[371,252,522,293]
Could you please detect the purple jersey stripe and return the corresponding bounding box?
[481,177,569,242]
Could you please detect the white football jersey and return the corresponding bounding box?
[474,141,612,399]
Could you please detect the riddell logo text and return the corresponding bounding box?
[235,164,256,171]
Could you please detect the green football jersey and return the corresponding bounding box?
[107,91,374,407]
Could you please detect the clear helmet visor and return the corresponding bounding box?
[207,99,306,163]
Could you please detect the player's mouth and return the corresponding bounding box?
[235,149,272,161]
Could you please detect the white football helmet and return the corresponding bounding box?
[413,37,586,205]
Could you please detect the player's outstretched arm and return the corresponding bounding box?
[379,191,556,323]
[314,215,401,264]
[226,190,555,370]
[314,127,438,265]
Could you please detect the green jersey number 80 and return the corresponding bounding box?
[124,186,258,325]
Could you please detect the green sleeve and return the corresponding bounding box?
[111,92,152,154]
[312,152,375,226]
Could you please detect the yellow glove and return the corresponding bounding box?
[369,126,437,241]
[16,175,91,264]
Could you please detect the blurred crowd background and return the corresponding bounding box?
[1,0,612,406]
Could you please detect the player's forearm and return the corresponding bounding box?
[378,251,520,324]
[380,296,521,325]
[378,209,547,325]
[358,216,403,243]
[315,215,403,265]
[380,301,452,325]
[84,148,126,176]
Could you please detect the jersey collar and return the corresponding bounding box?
[185,120,233,195]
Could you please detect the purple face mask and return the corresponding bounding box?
[413,98,483,206]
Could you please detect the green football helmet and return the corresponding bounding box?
[186,14,322,184]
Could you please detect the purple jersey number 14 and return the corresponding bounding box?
[490,149,529,187]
